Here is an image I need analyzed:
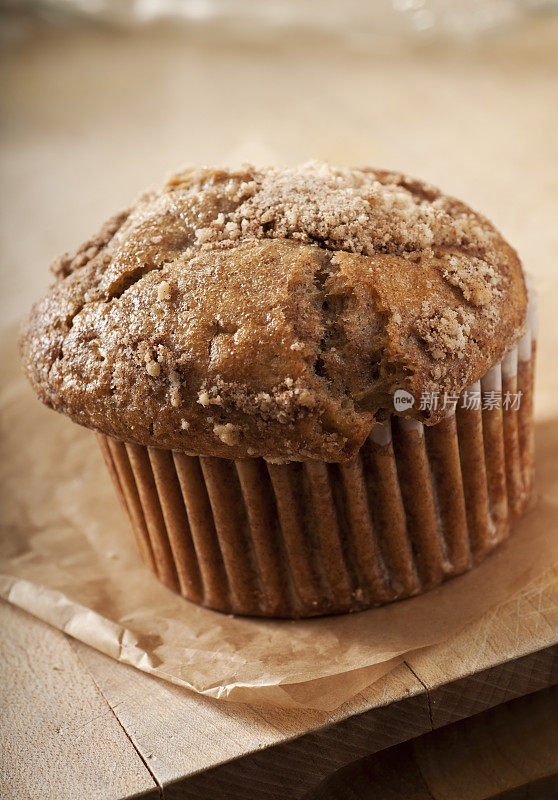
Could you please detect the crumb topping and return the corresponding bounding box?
[146,361,161,377]
[176,163,500,271]
[416,305,476,360]
[213,422,240,446]
[440,252,501,307]
[20,162,527,462]
[157,280,171,301]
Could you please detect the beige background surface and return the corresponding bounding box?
[1,16,558,424]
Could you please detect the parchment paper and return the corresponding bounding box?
[1,327,557,710]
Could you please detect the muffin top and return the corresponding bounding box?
[20,162,527,462]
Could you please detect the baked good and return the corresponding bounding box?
[20,163,536,617]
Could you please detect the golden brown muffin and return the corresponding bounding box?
[20,163,536,618]
[20,163,527,463]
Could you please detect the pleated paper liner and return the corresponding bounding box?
[97,314,536,619]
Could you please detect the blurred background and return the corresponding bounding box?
[1,0,558,414]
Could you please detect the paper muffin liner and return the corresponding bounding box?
[97,303,537,619]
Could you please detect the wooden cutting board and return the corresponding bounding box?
[2,564,556,800]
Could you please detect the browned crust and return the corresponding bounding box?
[50,207,132,279]
[20,164,527,462]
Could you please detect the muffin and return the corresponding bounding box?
[20,163,536,618]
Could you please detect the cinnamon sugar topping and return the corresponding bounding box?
[21,163,528,461]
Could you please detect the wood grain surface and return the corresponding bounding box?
[69,567,557,800]
[2,559,555,800]
[406,563,558,728]
[306,686,558,800]
[0,603,158,800]
[72,644,429,800]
